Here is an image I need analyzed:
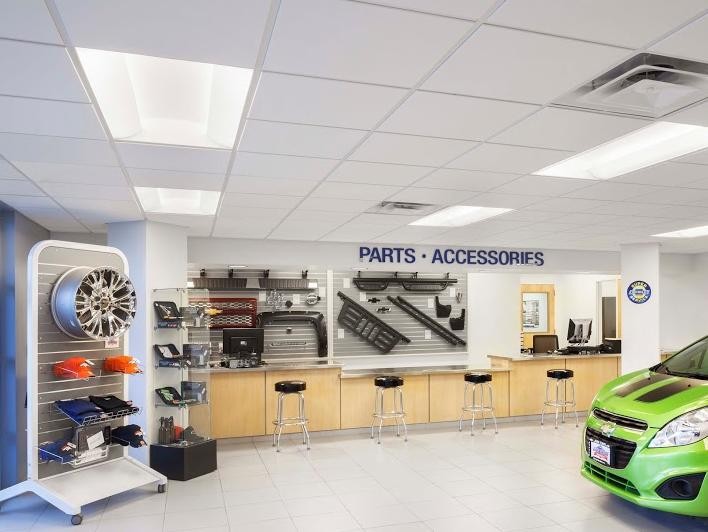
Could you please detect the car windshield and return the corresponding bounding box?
[656,336,708,379]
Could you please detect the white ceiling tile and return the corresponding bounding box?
[362,0,497,20]
[227,175,318,196]
[14,207,86,232]
[0,160,24,179]
[613,161,708,186]
[491,108,649,151]
[0,96,104,139]
[0,195,55,209]
[387,187,470,205]
[117,143,229,173]
[373,225,449,244]
[650,13,708,62]
[0,0,63,43]
[527,197,623,213]
[264,0,472,87]
[218,206,291,221]
[284,210,354,224]
[239,120,366,159]
[351,132,476,166]
[492,175,594,196]
[268,220,343,241]
[524,221,584,233]
[649,204,708,219]
[0,41,88,102]
[447,143,572,174]
[464,192,542,209]
[55,0,270,67]
[250,73,406,129]
[311,181,400,200]
[214,215,283,238]
[297,196,377,213]
[327,161,431,186]
[319,223,389,242]
[146,213,214,236]
[563,182,665,201]
[423,25,628,104]
[0,134,117,165]
[493,209,566,223]
[221,193,302,210]
[0,179,43,195]
[232,152,338,180]
[490,1,707,48]
[664,100,708,127]
[412,168,519,191]
[380,91,538,140]
[127,168,223,190]
[43,182,134,200]
[15,162,126,186]
[632,187,708,206]
[349,213,412,228]
[677,148,708,165]
[584,201,648,216]
[58,198,142,223]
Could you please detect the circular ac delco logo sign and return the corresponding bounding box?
[627,280,651,304]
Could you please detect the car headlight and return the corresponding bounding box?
[649,407,708,448]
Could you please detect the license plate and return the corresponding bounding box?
[590,439,612,465]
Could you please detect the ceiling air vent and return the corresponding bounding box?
[366,201,436,215]
[556,53,708,118]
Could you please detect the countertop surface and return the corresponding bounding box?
[191,360,343,373]
[489,353,621,361]
[341,365,509,378]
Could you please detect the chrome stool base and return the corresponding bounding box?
[459,381,497,435]
[541,376,578,429]
[370,385,407,444]
[272,390,310,452]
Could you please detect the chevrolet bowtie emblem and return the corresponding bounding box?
[600,422,617,437]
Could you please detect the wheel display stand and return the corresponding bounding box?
[0,241,166,525]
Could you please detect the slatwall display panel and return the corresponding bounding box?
[36,246,128,479]
[333,271,467,359]
[186,270,328,361]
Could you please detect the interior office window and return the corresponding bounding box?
[522,292,549,333]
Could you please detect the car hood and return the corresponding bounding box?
[595,369,708,428]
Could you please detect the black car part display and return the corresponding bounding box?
[259,270,315,290]
[256,311,328,357]
[367,297,381,303]
[434,296,451,318]
[386,296,466,346]
[450,309,466,331]
[51,266,137,339]
[353,272,458,292]
[336,292,411,353]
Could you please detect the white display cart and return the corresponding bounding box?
[0,241,166,525]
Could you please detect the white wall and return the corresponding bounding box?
[520,273,617,347]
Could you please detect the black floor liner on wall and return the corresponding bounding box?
[336,292,411,353]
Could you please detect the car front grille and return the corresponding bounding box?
[584,462,640,495]
[593,408,648,431]
[585,427,637,469]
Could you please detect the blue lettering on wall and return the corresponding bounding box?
[359,246,544,267]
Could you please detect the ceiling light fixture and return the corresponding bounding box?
[652,225,708,238]
[534,121,708,180]
[77,48,253,148]
[409,205,512,227]
[135,187,220,215]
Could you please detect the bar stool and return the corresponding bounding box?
[541,369,578,429]
[459,373,498,435]
[272,380,310,452]
[371,376,407,444]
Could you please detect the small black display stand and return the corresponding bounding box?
[150,440,217,481]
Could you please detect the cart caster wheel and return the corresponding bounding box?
[158,484,167,494]
[71,514,83,525]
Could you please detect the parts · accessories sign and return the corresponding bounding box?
[627,280,652,304]
[358,246,544,267]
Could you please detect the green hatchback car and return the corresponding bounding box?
[581,336,708,517]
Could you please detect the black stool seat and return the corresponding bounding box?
[374,376,403,388]
[275,380,306,393]
[547,369,573,380]
[464,373,492,384]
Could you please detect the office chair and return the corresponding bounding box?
[533,334,559,353]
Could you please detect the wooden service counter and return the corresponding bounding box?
[488,353,622,417]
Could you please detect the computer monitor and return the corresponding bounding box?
[223,328,264,356]
[567,318,592,344]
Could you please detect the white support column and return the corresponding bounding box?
[620,243,660,374]
[108,221,187,463]
[467,272,521,366]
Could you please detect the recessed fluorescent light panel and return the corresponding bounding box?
[410,206,512,227]
[77,48,253,148]
[534,121,708,180]
[135,187,220,215]
[652,225,708,238]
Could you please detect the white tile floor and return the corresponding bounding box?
[2,420,707,532]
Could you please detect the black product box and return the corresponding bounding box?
[150,439,217,481]
[181,381,207,403]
